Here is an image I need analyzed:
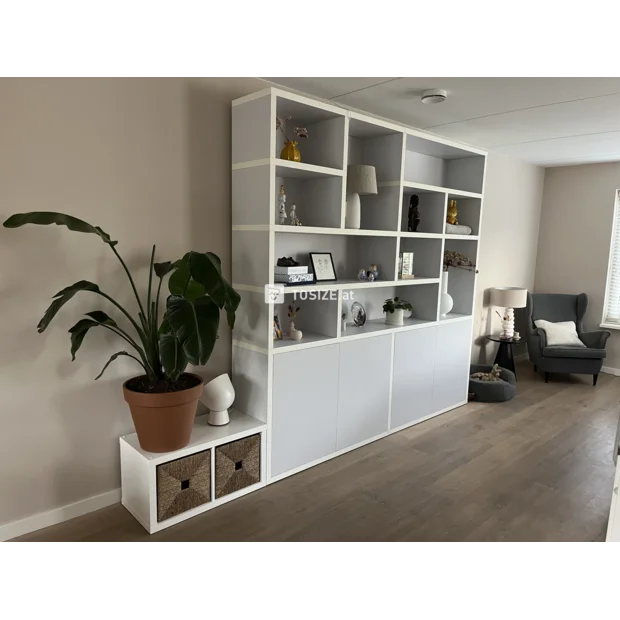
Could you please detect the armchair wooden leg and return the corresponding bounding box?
[593,374,599,387]
[534,365,537,372]
[544,372,549,383]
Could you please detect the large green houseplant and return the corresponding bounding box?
[3,212,240,452]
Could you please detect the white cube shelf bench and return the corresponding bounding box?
[231,88,487,485]
[120,410,266,533]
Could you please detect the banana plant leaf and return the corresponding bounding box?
[38,281,101,333]
[159,332,188,381]
[95,351,141,380]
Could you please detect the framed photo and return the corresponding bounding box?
[309,252,337,282]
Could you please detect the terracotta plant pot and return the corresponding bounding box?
[123,373,204,453]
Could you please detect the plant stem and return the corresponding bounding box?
[110,244,147,326]
[146,245,155,325]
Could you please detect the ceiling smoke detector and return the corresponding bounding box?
[421,89,447,104]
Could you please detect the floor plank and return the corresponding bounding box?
[13,362,619,542]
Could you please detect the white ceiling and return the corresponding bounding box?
[262,77,620,167]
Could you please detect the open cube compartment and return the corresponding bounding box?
[273,289,339,351]
[275,171,343,228]
[341,282,439,337]
[404,133,485,194]
[443,238,478,317]
[444,195,482,236]
[275,232,398,282]
[398,237,443,279]
[400,187,446,234]
[276,95,346,170]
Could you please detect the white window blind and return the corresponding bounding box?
[603,190,620,324]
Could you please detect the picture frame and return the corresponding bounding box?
[309,252,337,282]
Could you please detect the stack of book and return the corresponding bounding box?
[274,265,314,285]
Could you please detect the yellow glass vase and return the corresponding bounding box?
[280,140,301,162]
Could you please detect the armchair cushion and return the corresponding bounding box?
[534,319,585,347]
[543,346,606,360]
[580,330,611,349]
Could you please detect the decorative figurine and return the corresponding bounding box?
[278,185,287,225]
[289,203,302,226]
[408,194,421,232]
[287,304,303,340]
[357,268,368,281]
[367,272,375,282]
[277,256,300,267]
[368,264,379,280]
[446,199,458,225]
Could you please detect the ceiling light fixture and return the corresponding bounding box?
[421,89,447,104]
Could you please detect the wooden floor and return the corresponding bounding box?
[15,362,620,542]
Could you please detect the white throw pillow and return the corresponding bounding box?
[534,319,585,347]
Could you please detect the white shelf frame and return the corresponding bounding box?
[231,86,486,490]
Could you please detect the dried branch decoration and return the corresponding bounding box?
[443,250,478,273]
[276,116,308,142]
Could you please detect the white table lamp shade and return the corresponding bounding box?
[347,165,377,196]
[490,287,527,309]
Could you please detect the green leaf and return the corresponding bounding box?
[68,318,100,361]
[154,261,174,278]
[95,351,139,380]
[85,310,117,327]
[160,332,188,381]
[187,251,241,329]
[38,280,100,333]
[168,255,206,301]
[166,295,220,365]
[3,212,116,245]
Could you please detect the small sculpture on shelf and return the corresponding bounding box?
[277,256,300,267]
[287,304,303,341]
[446,199,458,225]
[278,185,287,225]
[289,203,302,226]
[357,268,367,281]
[273,314,283,341]
[368,264,379,281]
[276,116,308,162]
[408,194,421,232]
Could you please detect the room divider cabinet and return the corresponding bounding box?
[231,87,486,483]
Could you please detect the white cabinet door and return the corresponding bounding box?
[433,319,472,413]
[271,345,339,477]
[606,459,620,542]
[391,326,436,430]
[337,335,391,451]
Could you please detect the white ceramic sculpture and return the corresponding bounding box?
[203,373,235,426]
[440,272,454,317]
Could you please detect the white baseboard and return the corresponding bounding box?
[0,488,120,542]
[601,366,620,377]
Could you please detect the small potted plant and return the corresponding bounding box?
[276,116,308,162]
[3,211,240,453]
[383,297,412,326]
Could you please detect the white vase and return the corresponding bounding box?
[440,271,453,317]
[202,373,235,426]
[345,192,361,229]
[385,308,404,326]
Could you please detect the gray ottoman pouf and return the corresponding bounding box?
[469,364,516,402]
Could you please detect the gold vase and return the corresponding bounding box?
[280,141,301,162]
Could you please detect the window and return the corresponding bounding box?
[602,190,620,326]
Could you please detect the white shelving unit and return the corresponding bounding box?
[232,87,486,483]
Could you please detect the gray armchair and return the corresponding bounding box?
[525,293,610,385]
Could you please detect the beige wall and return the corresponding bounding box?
[535,162,620,367]
[0,77,263,527]
[472,152,545,363]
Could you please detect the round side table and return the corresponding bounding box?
[485,335,521,378]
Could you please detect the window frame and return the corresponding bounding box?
[601,189,620,330]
